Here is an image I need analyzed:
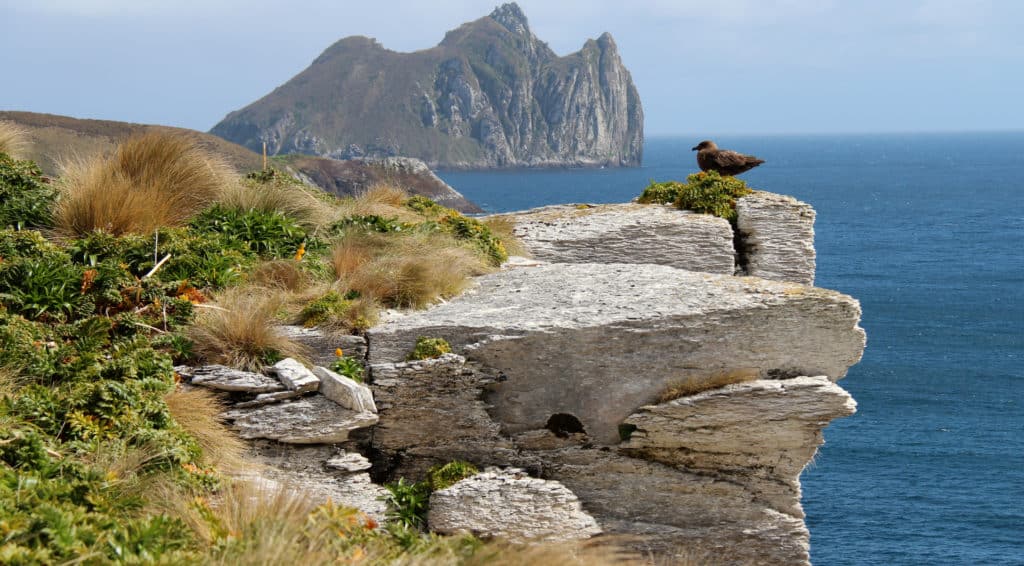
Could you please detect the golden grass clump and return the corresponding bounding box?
[334,184,423,224]
[218,175,336,230]
[332,230,489,309]
[164,386,248,473]
[659,368,761,402]
[481,215,529,257]
[250,259,311,292]
[0,120,29,159]
[188,287,309,371]
[55,131,234,236]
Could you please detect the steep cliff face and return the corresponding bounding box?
[210,3,643,169]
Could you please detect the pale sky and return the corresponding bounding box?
[1,0,1021,135]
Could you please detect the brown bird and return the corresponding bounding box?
[692,140,765,176]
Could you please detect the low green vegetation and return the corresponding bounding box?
[0,133,519,563]
[385,461,479,530]
[330,348,365,383]
[637,170,753,222]
[406,336,453,361]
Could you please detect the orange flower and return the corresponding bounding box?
[80,269,98,293]
[294,242,306,262]
[335,348,344,358]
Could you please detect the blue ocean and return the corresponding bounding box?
[439,134,1024,565]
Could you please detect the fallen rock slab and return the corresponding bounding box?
[225,395,377,444]
[313,366,377,413]
[428,468,601,542]
[269,358,320,393]
[508,203,736,274]
[188,365,285,394]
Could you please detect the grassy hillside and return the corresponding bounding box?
[0,111,261,176]
[0,111,480,212]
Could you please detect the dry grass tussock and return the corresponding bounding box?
[481,215,529,257]
[188,287,309,371]
[335,184,423,224]
[0,120,29,159]
[250,259,311,292]
[54,131,234,236]
[218,176,336,229]
[659,368,761,402]
[164,386,248,473]
[332,230,489,309]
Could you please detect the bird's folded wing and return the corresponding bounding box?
[714,150,752,166]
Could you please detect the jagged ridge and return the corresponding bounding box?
[210,3,643,169]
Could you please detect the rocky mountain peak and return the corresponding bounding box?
[489,2,530,35]
[209,4,644,169]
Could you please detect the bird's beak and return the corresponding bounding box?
[691,146,698,151]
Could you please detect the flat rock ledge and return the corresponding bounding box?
[369,262,865,444]
[428,468,601,543]
[507,203,736,274]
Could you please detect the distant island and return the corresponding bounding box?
[210,3,644,170]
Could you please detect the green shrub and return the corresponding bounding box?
[406,336,452,361]
[0,153,57,230]
[636,179,684,204]
[638,171,753,222]
[191,205,309,259]
[406,196,508,266]
[427,460,478,491]
[299,290,352,328]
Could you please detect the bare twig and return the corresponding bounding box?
[143,253,172,279]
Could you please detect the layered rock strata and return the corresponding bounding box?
[737,191,817,285]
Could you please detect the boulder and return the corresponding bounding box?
[736,191,817,285]
[427,468,601,542]
[188,365,285,394]
[268,358,319,393]
[368,263,865,444]
[508,203,735,274]
[225,395,377,444]
[313,366,377,413]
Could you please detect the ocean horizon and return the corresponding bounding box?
[439,133,1024,565]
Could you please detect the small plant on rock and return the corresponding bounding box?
[637,171,753,222]
[330,348,365,383]
[406,336,452,361]
[427,460,479,491]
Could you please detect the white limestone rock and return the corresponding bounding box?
[368,262,865,444]
[736,191,817,285]
[326,451,372,473]
[313,366,377,413]
[189,365,285,393]
[508,203,735,273]
[428,468,601,542]
[268,358,319,393]
[224,395,377,444]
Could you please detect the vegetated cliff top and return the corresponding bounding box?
[210,2,644,169]
[0,111,480,212]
